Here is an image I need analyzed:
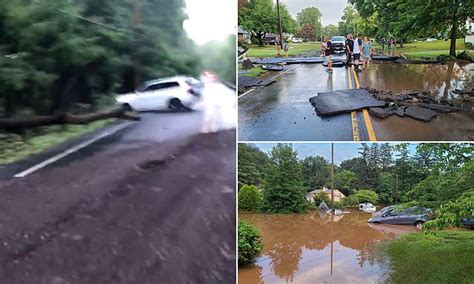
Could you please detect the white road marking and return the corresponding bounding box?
[14,122,133,178]
[238,65,298,99]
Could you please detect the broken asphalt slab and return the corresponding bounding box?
[238,75,276,93]
[262,64,284,71]
[369,107,395,119]
[405,106,438,122]
[309,89,386,116]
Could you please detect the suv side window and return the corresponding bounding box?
[144,82,179,92]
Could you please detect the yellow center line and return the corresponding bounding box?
[347,67,359,141]
[351,65,377,142]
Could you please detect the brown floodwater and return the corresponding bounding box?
[358,62,474,101]
[239,210,418,284]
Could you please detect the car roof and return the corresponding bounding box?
[144,76,196,86]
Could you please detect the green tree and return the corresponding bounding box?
[296,7,322,40]
[350,0,474,55]
[334,170,359,196]
[322,24,339,38]
[354,189,378,204]
[301,156,330,191]
[239,185,263,211]
[238,143,269,189]
[238,221,263,265]
[263,144,307,213]
[238,0,276,46]
[200,35,236,84]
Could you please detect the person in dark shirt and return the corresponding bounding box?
[321,37,333,72]
[345,34,354,68]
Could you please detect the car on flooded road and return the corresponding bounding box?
[368,206,433,228]
[116,76,203,112]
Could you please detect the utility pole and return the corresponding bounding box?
[132,0,142,89]
[395,174,399,203]
[276,0,283,49]
[331,143,334,208]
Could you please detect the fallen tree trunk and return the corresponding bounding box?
[0,108,140,131]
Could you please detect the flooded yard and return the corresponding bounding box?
[239,210,417,283]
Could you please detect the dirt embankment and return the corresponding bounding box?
[0,130,236,283]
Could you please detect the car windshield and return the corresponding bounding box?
[332,37,344,41]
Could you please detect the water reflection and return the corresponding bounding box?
[358,62,474,102]
[239,211,416,284]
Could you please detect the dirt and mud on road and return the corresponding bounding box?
[0,130,236,283]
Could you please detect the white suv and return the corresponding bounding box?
[116,76,203,112]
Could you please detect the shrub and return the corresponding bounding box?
[238,221,263,265]
[423,192,474,231]
[239,185,263,211]
[343,195,360,207]
[456,50,471,61]
[313,191,330,206]
[354,189,378,204]
[333,201,343,210]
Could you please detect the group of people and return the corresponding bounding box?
[321,33,374,73]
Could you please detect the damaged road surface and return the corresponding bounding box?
[309,89,386,116]
[0,114,236,283]
[239,62,474,141]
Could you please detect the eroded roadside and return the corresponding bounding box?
[0,130,236,283]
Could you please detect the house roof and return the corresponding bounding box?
[238,26,250,35]
[307,189,346,197]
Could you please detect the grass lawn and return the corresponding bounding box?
[246,42,320,58]
[384,230,474,284]
[375,39,472,59]
[239,64,265,77]
[0,119,115,165]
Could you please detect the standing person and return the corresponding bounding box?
[345,34,354,68]
[275,36,281,56]
[362,36,373,70]
[321,37,333,73]
[283,41,289,57]
[353,33,363,72]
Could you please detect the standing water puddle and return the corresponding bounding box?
[239,211,417,283]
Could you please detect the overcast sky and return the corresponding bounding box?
[274,0,348,26]
[184,0,236,45]
[250,143,417,165]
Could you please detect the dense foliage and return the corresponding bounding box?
[238,185,263,212]
[239,143,473,223]
[262,144,308,213]
[0,0,235,118]
[238,221,263,265]
[238,0,296,46]
[349,0,474,54]
[313,191,329,206]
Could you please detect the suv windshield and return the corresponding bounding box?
[332,36,345,42]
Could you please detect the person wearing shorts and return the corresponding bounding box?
[362,36,373,70]
[353,33,363,72]
[345,34,354,68]
[321,37,333,72]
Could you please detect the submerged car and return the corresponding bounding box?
[331,36,346,53]
[461,218,474,229]
[116,76,203,112]
[368,206,433,228]
[359,203,376,213]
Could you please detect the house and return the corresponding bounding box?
[263,33,278,45]
[238,26,251,45]
[306,188,346,203]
